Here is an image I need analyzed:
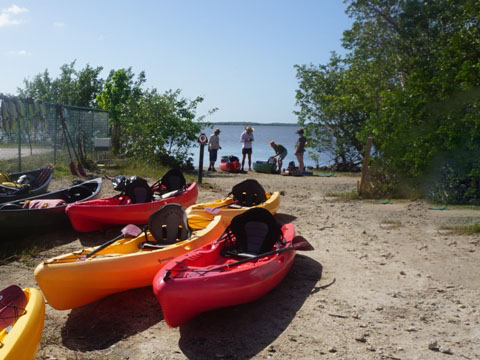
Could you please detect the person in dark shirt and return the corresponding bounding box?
[269,141,287,172]
[208,128,221,171]
[294,128,308,171]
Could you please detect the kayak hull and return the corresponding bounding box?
[0,166,54,204]
[66,182,198,232]
[153,223,296,327]
[0,178,102,235]
[219,160,241,173]
[34,215,225,310]
[253,161,276,174]
[186,191,280,226]
[0,287,45,360]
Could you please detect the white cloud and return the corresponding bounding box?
[0,4,28,27]
[6,49,31,56]
[6,4,28,15]
[53,21,65,28]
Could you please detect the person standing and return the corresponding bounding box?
[208,128,221,171]
[240,126,254,171]
[269,141,287,172]
[295,128,308,171]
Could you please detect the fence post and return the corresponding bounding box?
[53,106,57,165]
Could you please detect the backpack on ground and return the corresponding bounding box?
[230,179,267,207]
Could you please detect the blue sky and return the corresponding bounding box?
[0,1,353,123]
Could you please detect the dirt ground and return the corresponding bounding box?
[1,170,479,359]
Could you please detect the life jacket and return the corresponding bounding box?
[0,173,12,183]
[23,199,66,209]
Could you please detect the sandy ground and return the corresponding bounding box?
[0,147,52,160]
[1,170,479,360]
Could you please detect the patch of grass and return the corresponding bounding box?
[440,223,480,235]
[325,190,362,201]
[380,219,403,228]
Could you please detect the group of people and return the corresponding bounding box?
[207,126,308,173]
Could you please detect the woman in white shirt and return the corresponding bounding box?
[240,126,254,171]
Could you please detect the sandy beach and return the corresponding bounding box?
[1,170,479,359]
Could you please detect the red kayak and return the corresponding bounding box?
[66,182,198,232]
[219,155,241,173]
[153,208,313,327]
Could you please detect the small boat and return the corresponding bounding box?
[153,208,313,328]
[253,160,276,174]
[0,285,45,360]
[66,178,198,232]
[0,166,54,204]
[34,205,226,310]
[0,177,102,235]
[219,155,241,173]
[186,179,280,225]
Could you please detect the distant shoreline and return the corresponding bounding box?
[206,122,298,126]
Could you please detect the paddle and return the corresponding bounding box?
[165,236,314,279]
[204,202,247,214]
[79,224,142,260]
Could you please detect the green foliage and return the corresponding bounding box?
[121,88,213,167]
[440,223,480,236]
[18,60,104,107]
[296,0,480,203]
[96,68,145,154]
[295,55,366,168]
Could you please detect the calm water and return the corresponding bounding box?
[190,124,332,169]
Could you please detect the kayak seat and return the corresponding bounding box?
[124,176,153,204]
[230,179,267,207]
[0,285,27,330]
[0,203,23,210]
[224,208,282,258]
[160,168,186,193]
[147,203,191,244]
[64,184,92,202]
[33,166,53,187]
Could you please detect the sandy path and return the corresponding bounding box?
[0,147,52,160]
[1,170,479,359]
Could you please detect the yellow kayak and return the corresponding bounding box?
[0,287,45,360]
[34,214,225,310]
[186,191,280,226]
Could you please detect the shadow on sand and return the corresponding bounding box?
[61,286,162,351]
[0,226,79,261]
[178,254,322,359]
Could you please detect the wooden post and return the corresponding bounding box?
[358,136,373,195]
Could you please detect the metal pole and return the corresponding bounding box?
[198,144,205,184]
[53,105,57,165]
[17,119,21,171]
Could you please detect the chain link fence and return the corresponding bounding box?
[0,96,109,172]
